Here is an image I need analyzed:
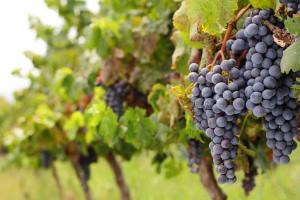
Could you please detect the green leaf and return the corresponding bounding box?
[53,67,82,101]
[33,104,60,128]
[281,38,300,73]
[179,31,204,49]
[98,108,118,146]
[285,17,300,36]
[85,101,106,128]
[170,32,190,73]
[249,0,276,9]
[163,158,183,178]
[120,108,157,148]
[181,113,203,139]
[148,84,167,112]
[238,0,250,8]
[64,111,85,141]
[92,17,121,38]
[172,2,207,48]
[186,0,238,35]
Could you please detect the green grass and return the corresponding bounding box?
[1,148,300,200]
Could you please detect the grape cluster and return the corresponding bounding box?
[244,9,299,163]
[189,59,247,183]
[264,75,299,163]
[78,147,98,181]
[234,9,284,118]
[242,168,258,195]
[228,9,300,163]
[187,139,201,173]
[189,8,300,183]
[105,80,130,116]
[280,0,300,16]
[40,150,52,169]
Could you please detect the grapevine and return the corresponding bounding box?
[188,7,300,184]
[187,139,202,173]
[1,1,300,200]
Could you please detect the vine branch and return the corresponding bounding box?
[198,158,227,200]
[51,163,64,200]
[106,152,131,200]
[71,159,93,200]
[211,4,252,67]
[220,4,252,52]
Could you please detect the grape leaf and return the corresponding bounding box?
[64,111,85,141]
[163,158,183,178]
[120,108,157,148]
[99,108,118,146]
[285,17,300,36]
[180,113,203,139]
[281,38,300,73]
[186,0,238,35]
[249,0,276,9]
[173,1,189,32]
[171,85,193,113]
[148,84,166,112]
[33,104,60,128]
[170,31,190,73]
[238,0,250,8]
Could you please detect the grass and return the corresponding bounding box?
[1,147,300,200]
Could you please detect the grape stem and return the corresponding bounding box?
[239,112,251,138]
[263,20,296,47]
[238,143,256,157]
[221,4,252,52]
[236,49,248,67]
[210,4,252,67]
[208,51,225,70]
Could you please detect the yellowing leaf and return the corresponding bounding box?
[249,0,276,9]
[186,0,238,35]
[171,85,192,114]
[33,104,60,128]
[64,111,85,140]
[173,1,189,32]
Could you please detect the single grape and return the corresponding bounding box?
[245,23,259,37]
[189,63,199,72]
[250,92,263,104]
[201,87,213,98]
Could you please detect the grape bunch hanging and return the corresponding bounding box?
[188,8,300,184]
[105,80,130,117]
[187,139,202,173]
[280,0,300,16]
[78,147,98,181]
